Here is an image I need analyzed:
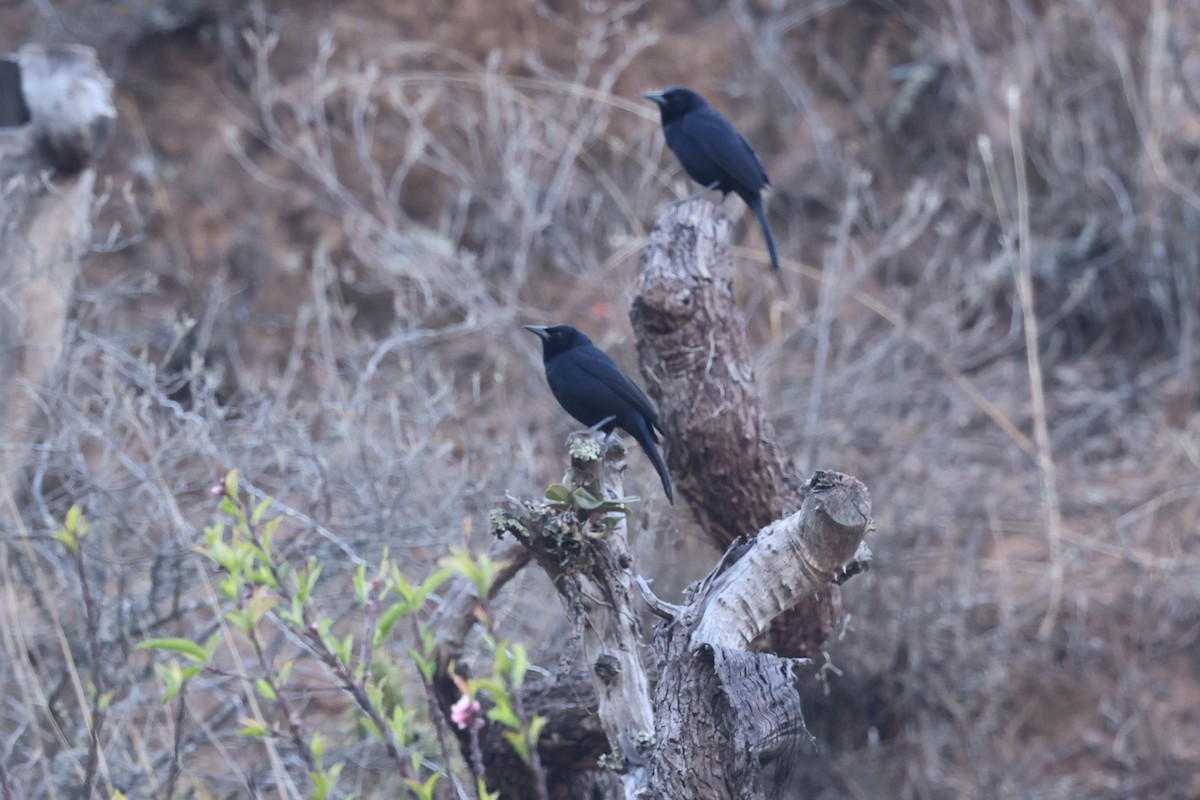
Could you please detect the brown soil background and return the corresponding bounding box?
[2,1,1199,798]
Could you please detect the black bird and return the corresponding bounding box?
[644,86,780,273]
[525,324,673,504]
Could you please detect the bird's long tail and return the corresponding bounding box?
[749,195,781,273]
[646,441,674,504]
[634,421,674,504]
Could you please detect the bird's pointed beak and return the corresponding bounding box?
[642,90,666,106]
[524,325,550,340]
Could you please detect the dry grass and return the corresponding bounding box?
[1,0,1199,797]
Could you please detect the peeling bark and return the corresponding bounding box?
[647,471,871,799]
[689,472,871,650]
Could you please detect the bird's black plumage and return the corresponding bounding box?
[526,324,673,504]
[644,86,780,273]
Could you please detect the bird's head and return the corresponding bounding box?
[524,324,590,360]
[642,86,708,124]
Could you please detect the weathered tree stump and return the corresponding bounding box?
[435,202,874,798]
[0,44,113,503]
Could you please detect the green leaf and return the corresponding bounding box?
[296,560,324,602]
[572,487,602,509]
[544,483,573,504]
[359,715,381,740]
[245,590,278,627]
[310,729,326,765]
[527,713,548,747]
[414,568,453,606]
[255,678,276,701]
[410,647,436,683]
[137,638,209,664]
[470,677,504,696]
[404,772,441,800]
[53,530,77,554]
[310,762,343,800]
[219,496,239,518]
[203,632,222,661]
[209,539,238,572]
[495,644,511,675]
[440,548,495,597]
[503,729,530,760]
[156,662,183,703]
[487,704,521,730]
[389,704,411,744]
[391,569,415,604]
[354,563,368,605]
[237,717,270,737]
[261,516,282,550]
[280,596,304,628]
[375,600,411,647]
[218,576,239,601]
[510,644,528,688]
[251,497,272,525]
[225,609,252,637]
[478,777,500,800]
[223,469,239,501]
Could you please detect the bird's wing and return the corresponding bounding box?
[680,108,769,189]
[574,347,662,433]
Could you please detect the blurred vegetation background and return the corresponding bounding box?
[1,0,1198,797]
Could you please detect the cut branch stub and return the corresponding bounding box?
[648,471,871,799]
[691,471,872,650]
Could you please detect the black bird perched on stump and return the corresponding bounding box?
[644,85,780,273]
[525,324,673,504]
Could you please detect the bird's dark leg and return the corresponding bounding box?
[588,415,617,433]
[669,181,721,207]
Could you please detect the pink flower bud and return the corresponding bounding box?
[450,693,483,731]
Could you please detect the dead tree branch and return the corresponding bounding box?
[491,433,653,800]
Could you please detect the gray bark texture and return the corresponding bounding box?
[0,44,113,508]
